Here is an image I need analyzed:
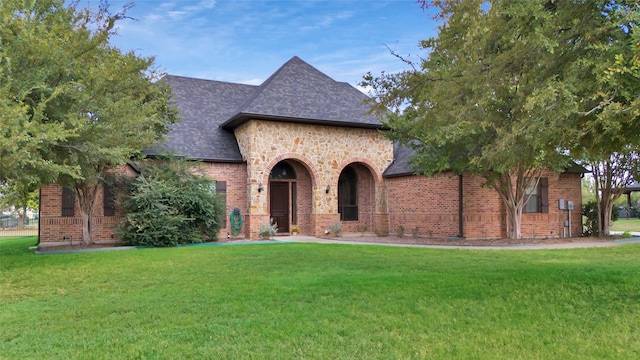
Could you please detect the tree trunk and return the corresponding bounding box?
[491,169,542,240]
[76,184,99,245]
[17,214,25,229]
[17,205,26,230]
[591,157,631,237]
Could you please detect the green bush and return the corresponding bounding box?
[582,200,618,237]
[117,160,224,247]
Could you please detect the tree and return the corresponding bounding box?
[0,178,38,229]
[588,150,639,235]
[566,3,640,236]
[0,0,178,244]
[364,0,593,239]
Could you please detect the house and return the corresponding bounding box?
[37,56,583,246]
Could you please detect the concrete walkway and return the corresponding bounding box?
[274,235,640,250]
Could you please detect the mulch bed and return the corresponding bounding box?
[35,235,627,252]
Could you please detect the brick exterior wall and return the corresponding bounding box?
[461,173,506,239]
[40,184,85,246]
[197,162,248,239]
[39,165,136,246]
[386,172,461,239]
[385,170,582,240]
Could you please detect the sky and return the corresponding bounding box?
[82,0,440,90]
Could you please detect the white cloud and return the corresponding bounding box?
[302,10,354,31]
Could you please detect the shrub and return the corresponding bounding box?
[259,219,278,239]
[329,221,342,237]
[396,225,405,237]
[375,227,389,237]
[582,200,618,237]
[117,160,224,247]
[413,226,420,238]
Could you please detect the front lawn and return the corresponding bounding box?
[2,236,640,359]
[611,218,640,232]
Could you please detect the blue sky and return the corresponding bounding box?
[84,0,439,90]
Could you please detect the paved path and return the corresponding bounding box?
[275,235,640,250]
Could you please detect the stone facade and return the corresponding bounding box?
[234,120,394,238]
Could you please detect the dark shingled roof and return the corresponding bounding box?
[221,56,383,129]
[383,143,589,178]
[147,75,257,162]
[383,143,419,177]
[148,56,383,162]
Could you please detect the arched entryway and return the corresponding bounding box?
[338,163,376,233]
[269,160,312,234]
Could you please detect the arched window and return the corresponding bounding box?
[338,165,358,221]
[270,162,296,179]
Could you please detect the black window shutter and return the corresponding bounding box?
[539,177,549,213]
[61,188,75,217]
[103,176,116,216]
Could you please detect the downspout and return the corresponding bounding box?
[458,173,464,238]
[36,188,41,246]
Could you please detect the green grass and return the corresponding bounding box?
[611,218,640,232]
[2,236,640,359]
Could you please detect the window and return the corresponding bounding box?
[338,166,358,221]
[61,187,75,217]
[216,181,227,228]
[103,176,116,216]
[270,162,296,179]
[524,178,548,213]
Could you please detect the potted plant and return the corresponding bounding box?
[259,219,278,240]
[291,225,299,235]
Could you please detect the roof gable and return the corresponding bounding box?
[221,56,382,129]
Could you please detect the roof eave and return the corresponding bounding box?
[145,153,245,164]
[220,113,386,130]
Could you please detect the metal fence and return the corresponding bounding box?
[0,216,38,237]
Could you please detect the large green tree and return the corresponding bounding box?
[364,0,639,239]
[0,0,178,244]
[568,2,640,235]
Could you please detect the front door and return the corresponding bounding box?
[270,182,289,233]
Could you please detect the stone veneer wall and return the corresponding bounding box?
[234,120,394,238]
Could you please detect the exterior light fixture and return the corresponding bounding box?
[325,185,330,194]
[258,183,263,192]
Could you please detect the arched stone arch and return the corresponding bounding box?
[336,157,389,235]
[261,155,318,236]
[336,157,384,186]
[262,153,319,187]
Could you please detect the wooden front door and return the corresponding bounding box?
[270,182,289,233]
